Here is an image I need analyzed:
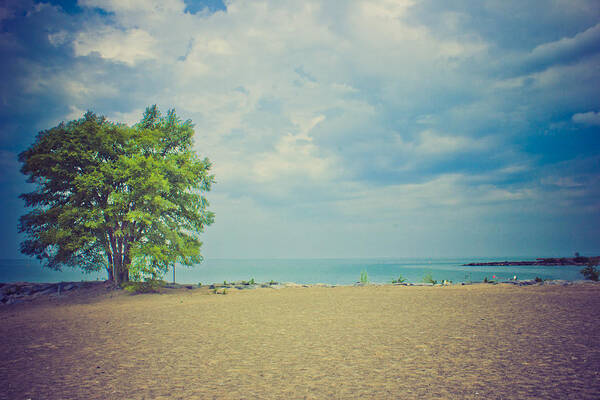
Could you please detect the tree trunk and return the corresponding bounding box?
[106,265,114,282]
[118,269,129,284]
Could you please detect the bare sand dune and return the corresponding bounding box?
[1,283,599,399]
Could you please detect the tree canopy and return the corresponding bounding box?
[18,106,215,284]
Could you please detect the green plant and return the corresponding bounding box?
[422,273,437,285]
[360,270,369,284]
[581,262,599,281]
[198,282,202,287]
[392,274,406,284]
[121,279,164,294]
[249,277,255,285]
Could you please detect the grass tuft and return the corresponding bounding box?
[422,273,437,285]
[360,270,369,284]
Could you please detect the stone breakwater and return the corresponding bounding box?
[464,256,600,267]
[0,281,103,305]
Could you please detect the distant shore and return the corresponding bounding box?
[464,256,600,267]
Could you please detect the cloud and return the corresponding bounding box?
[524,23,600,73]
[411,130,491,155]
[573,111,600,126]
[1,0,599,258]
[73,28,157,65]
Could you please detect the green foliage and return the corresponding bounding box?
[18,106,215,284]
[392,274,406,284]
[360,270,369,284]
[122,279,165,294]
[422,273,437,285]
[249,277,255,285]
[581,262,599,281]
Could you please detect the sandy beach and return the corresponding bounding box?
[1,283,599,399]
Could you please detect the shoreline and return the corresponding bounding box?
[1,278,596,306]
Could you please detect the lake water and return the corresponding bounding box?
[0,257,587,284]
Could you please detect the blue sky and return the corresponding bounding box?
[1,0,599,259]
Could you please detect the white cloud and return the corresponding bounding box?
[393,130,491,156]
[251,114,337,184]
[48,30,69,46]
[78,0,185,14]
[572,111,600,126]
[73,28,157,65]
[359,0,414,19]
[528,23,600,70]
[416,130,489,155]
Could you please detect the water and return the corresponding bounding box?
[0,257,586,284]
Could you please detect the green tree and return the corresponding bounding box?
[18,106,215,284]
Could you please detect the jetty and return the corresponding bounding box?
[464,256,600,267]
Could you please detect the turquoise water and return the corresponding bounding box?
[0,257,586,284]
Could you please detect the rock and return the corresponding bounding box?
[1,285,16,295]
[30,291,46,299]
[544,280,569,286]
[572,280,593,285]
[5,297,24,305]
[518,280,535,286]
[39,287,57,295]
[266,284,285,290]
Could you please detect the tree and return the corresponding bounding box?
[18,106,215,284]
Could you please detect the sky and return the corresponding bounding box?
[0,0,599,259]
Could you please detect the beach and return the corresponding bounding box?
[1,283,599,399]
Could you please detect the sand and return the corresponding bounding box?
[1,283,599,399]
